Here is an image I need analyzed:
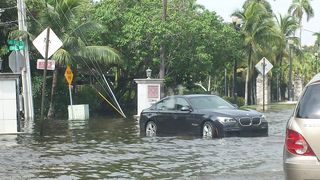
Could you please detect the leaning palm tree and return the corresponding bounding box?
[27,0,121,119]
[288,0,314,47]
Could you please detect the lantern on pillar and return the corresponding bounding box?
[146,68,152,79]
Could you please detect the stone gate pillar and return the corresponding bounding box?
[294,75,304,101]
[134,78,164,117]
[256,74,270,105]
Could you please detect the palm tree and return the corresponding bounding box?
[274,14,298,100]
[27,0,121,119]
[288,0,314,47]
[232,1,277,105]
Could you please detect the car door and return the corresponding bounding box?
[174,97,194,135]
[154,97,177,134]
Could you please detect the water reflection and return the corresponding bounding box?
[0,109,292,179]
[68,119,89,130]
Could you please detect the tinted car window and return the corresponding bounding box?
[155,101,164,110]
[189,96,234,109]
[175,98,190,110]
[155,98,175,110]
[296,84,320,119]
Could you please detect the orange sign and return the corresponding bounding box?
[64,65,73,85]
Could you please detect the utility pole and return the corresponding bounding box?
[17,0,34,133]
[159,0,167,98]
[159,0,167,79]
[233,58,237,104]
[224,68,227,96]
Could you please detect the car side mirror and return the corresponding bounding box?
[181,106,192,112]
[232,104,238,109]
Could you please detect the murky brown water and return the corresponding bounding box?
[0,108,293,179]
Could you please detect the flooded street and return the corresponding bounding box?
[0,108,293,179]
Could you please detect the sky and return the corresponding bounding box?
[196,0,320,46]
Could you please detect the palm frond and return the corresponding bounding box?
[70,21,102,38]
[51,48,72,65]
[82,46,122,65]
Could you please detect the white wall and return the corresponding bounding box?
[0,80,18,133]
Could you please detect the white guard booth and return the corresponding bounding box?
[134,78,164,118]
[0,74,20,134]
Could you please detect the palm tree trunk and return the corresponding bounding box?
[47,66,59,119]
[278,54,284,101]
[299,20,302,48]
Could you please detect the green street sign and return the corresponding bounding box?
[7,40,25,51]
[8,40,24,45]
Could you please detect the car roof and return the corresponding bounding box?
[307,73,320,86]
[166,94,218,99]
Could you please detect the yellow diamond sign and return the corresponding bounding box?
[64,65,73,85]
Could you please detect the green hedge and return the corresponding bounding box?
[223,96,245,107]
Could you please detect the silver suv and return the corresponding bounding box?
[283,74,320,180]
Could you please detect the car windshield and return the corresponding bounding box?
[188,96,235,110]
[296,84,320,119]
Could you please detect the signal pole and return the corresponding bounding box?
[17,0,34,133]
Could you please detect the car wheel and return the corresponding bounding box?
[202,121,218,138]
[145,121,157,137]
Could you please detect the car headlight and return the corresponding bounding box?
[217,117,236,123]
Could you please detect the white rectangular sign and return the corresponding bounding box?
[37,59,55,70]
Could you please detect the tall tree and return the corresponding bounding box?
[159,0,167,79]
[274,14,298,100]
[288,0,314,47]
[233,1,277,105]
[274,14,298,51]
[94,0,242,99]
[0,0,17,66]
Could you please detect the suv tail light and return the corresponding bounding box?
[286,129,315,156]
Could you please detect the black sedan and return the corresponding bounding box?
[139,94,268,138]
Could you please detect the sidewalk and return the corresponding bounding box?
[243,101,296,111]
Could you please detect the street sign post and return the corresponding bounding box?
[33,27,63,124]
[64,65,74,119]
[36,59,55,70]
[255,57,273,111]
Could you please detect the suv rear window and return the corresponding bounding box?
[296,84,320,119]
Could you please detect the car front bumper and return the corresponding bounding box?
[223,121,268,134]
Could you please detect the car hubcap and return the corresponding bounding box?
[203,123,213,138]
[146,122,156,137]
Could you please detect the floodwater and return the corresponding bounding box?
[0,108,293,180]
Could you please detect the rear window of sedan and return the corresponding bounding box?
[296,84,320,119]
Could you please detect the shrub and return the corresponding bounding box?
[223,96,245,107]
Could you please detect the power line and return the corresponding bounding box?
[302,28,316,33]
[0,20,18,25]
[0,6,17,12]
